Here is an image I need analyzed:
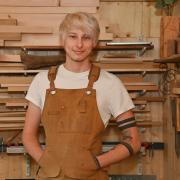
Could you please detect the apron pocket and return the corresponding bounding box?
[37,149,61,178]
[64,150,98,179]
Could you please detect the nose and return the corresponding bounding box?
[76,38,83,48]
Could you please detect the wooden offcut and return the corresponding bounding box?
[0,18,17,25]
[60,0,99,7]
[0,32,21,40]
[0,25,52,34]
[160,16,179,58]
[0,55,21,62]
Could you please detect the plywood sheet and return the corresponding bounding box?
[99,2,142,38]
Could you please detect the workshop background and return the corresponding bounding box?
[0,0,180,180]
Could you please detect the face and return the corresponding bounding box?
[62,29,96,64]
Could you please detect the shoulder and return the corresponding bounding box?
[98,69,123,87]
[33,70,49,82]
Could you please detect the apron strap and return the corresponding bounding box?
[87,65,100,89]
[48,65,59,91]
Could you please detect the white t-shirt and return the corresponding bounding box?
[26,64,134,127]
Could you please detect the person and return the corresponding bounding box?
[22,12,141,180]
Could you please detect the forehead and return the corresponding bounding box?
[67,29,92,36]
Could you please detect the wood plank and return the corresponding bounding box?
[0,7,97,14]
[160,16,179,58]
[125,84,159,91]
[60,0,99,7]
[6,102,28,107]
[7,86,29,92]
[0,32,21,40]
[94,62,165,72]
[0,98,27,104]
[0,112,25,117]
[0,76,33,83]
[0,25,52,33]
[99,57,143,63]
[0,18,17,25]
[0,0,59,7]
[0,116,25,123]
[119,76,144,83]
[0,55,21,62]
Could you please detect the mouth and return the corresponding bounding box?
[74,50,84,54]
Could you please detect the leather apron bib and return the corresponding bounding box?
[36,65,108,180]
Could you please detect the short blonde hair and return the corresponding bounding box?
[59,12,100,45]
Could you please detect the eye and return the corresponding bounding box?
[68,34,76,39]
[83,35,91,40]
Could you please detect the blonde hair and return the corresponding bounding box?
[59,12,100,45]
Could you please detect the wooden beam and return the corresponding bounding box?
[0,7,97,14]
[0,55,21,62]
[60,0,99,7]
[0,25,52,34]
[0,0,59,7]
[0,32,21,40]
[0,18,17,25]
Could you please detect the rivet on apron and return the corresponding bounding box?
[61,105,65,109]
[50,90,56,95]
[86,90,91,95]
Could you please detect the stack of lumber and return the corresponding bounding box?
[0,52,165,130]
[0,0,113,47]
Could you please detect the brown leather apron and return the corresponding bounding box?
[36,65,109,180]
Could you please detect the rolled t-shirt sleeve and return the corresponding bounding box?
[26,73,42,109]
[108,76,135,118]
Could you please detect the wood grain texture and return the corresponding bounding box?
[0,25,52,33]
[160,16,179,58]
[0,18,17,25]
[0,55,21,62]
[0,7,97,14]
[60,0,99,7]
[0,0,59,7]
[0,32,21,40]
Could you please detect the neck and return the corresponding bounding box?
[64,61,91,73]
